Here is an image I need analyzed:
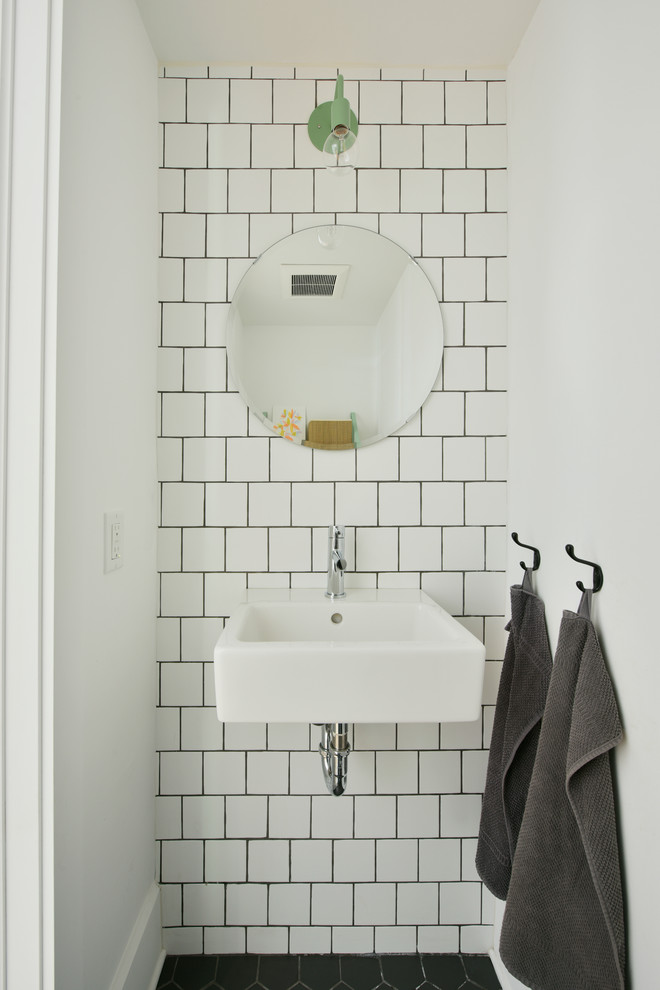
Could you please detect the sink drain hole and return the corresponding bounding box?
[331,612,343,624]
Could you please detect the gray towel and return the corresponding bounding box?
[499,593,625,990]
[476,567,553,899]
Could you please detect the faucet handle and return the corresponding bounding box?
[329,524,345,545]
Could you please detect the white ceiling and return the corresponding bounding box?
[136,0,541,68]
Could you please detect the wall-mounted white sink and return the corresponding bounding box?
[213,589,485,723]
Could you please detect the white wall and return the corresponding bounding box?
[507,1,660,987]
[54,0,160,987]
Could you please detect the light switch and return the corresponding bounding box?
[104,511,124,573]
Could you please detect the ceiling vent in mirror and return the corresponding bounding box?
[281,265,350,299]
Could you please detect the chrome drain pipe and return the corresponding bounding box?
[318,723,351,796]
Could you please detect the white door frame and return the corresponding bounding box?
[0,0,62,986]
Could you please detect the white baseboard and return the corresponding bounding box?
[109,882,164,990]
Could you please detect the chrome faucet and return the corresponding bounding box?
[326,525,347,598]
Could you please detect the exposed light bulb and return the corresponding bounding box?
[323,129,358,174]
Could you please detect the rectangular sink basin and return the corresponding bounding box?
[213,589,485,723]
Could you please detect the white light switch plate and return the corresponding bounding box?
[104,511,124,573]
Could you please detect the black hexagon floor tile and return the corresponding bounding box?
[160,953,500,990]
[380,955,425,990]
[300,955,340,990]
[461,957,501,990]
[174,955,219,990]
[340,956,382,990]
[216,956,259,990]
[258,955,300,990]
[158,955,178,988]
[420,955,466,990]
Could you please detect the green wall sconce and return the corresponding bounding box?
[307,74,358,172]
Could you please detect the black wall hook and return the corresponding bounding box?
[565,544,604,593]
[511,532,541,572]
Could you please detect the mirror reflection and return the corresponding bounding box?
[227,225,443,449]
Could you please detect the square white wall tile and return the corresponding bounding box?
[247,752,289,794]
[467,125,507,168]
[225,527,268,571]
[399,526,442,571]
[443,169,486,212]
[423,214,464,257]
[269,796,311,838]
[225,796,268,838]
[443,527,485,571]
[183,883,224,926]
[160,750,203,795]
[291,840,332,882]
[272,169,313,213]
[185,259,227,303]
[400,170,443,213]
[359,81,402,123]
[354,796,397,838]
[311,883,353,925]
[187,79,229,122]
[163,214,205,257]
[398,796,440,838]
[419,839,462,881]
[269,883,311,925]
[311,795,354,838]
[356,438,399,481]
[162,303,205,347]
[334,840,376,882]
[424,126,465,168]
[403,82,444,123]
[229,79,272,122]
[269,527,311,572]
[375,752,418,795]
[376,839,418,881]
[381,126,423,168]
[203,752,246,795]
[355,527,398,572]
[421,482,464,526]
[164,124,207,168]
[273,79,316,122]
[439,881,482,924]
[378,483,420,525]
[466,213,507,257]
[445,82,487,124]
[354,883,396,926]
[183,796,226,839]
[226,883,268,925]
[358,170,400,213]
[399,437,443,481]
[208,126,250,169]
[397,882,439,924]
[162,840,204,883]
[161,393,205,437]
[182,528,224,571]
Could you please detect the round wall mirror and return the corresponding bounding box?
[227,225,443,450]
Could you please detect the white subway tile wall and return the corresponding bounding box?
[157,65,507,957]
